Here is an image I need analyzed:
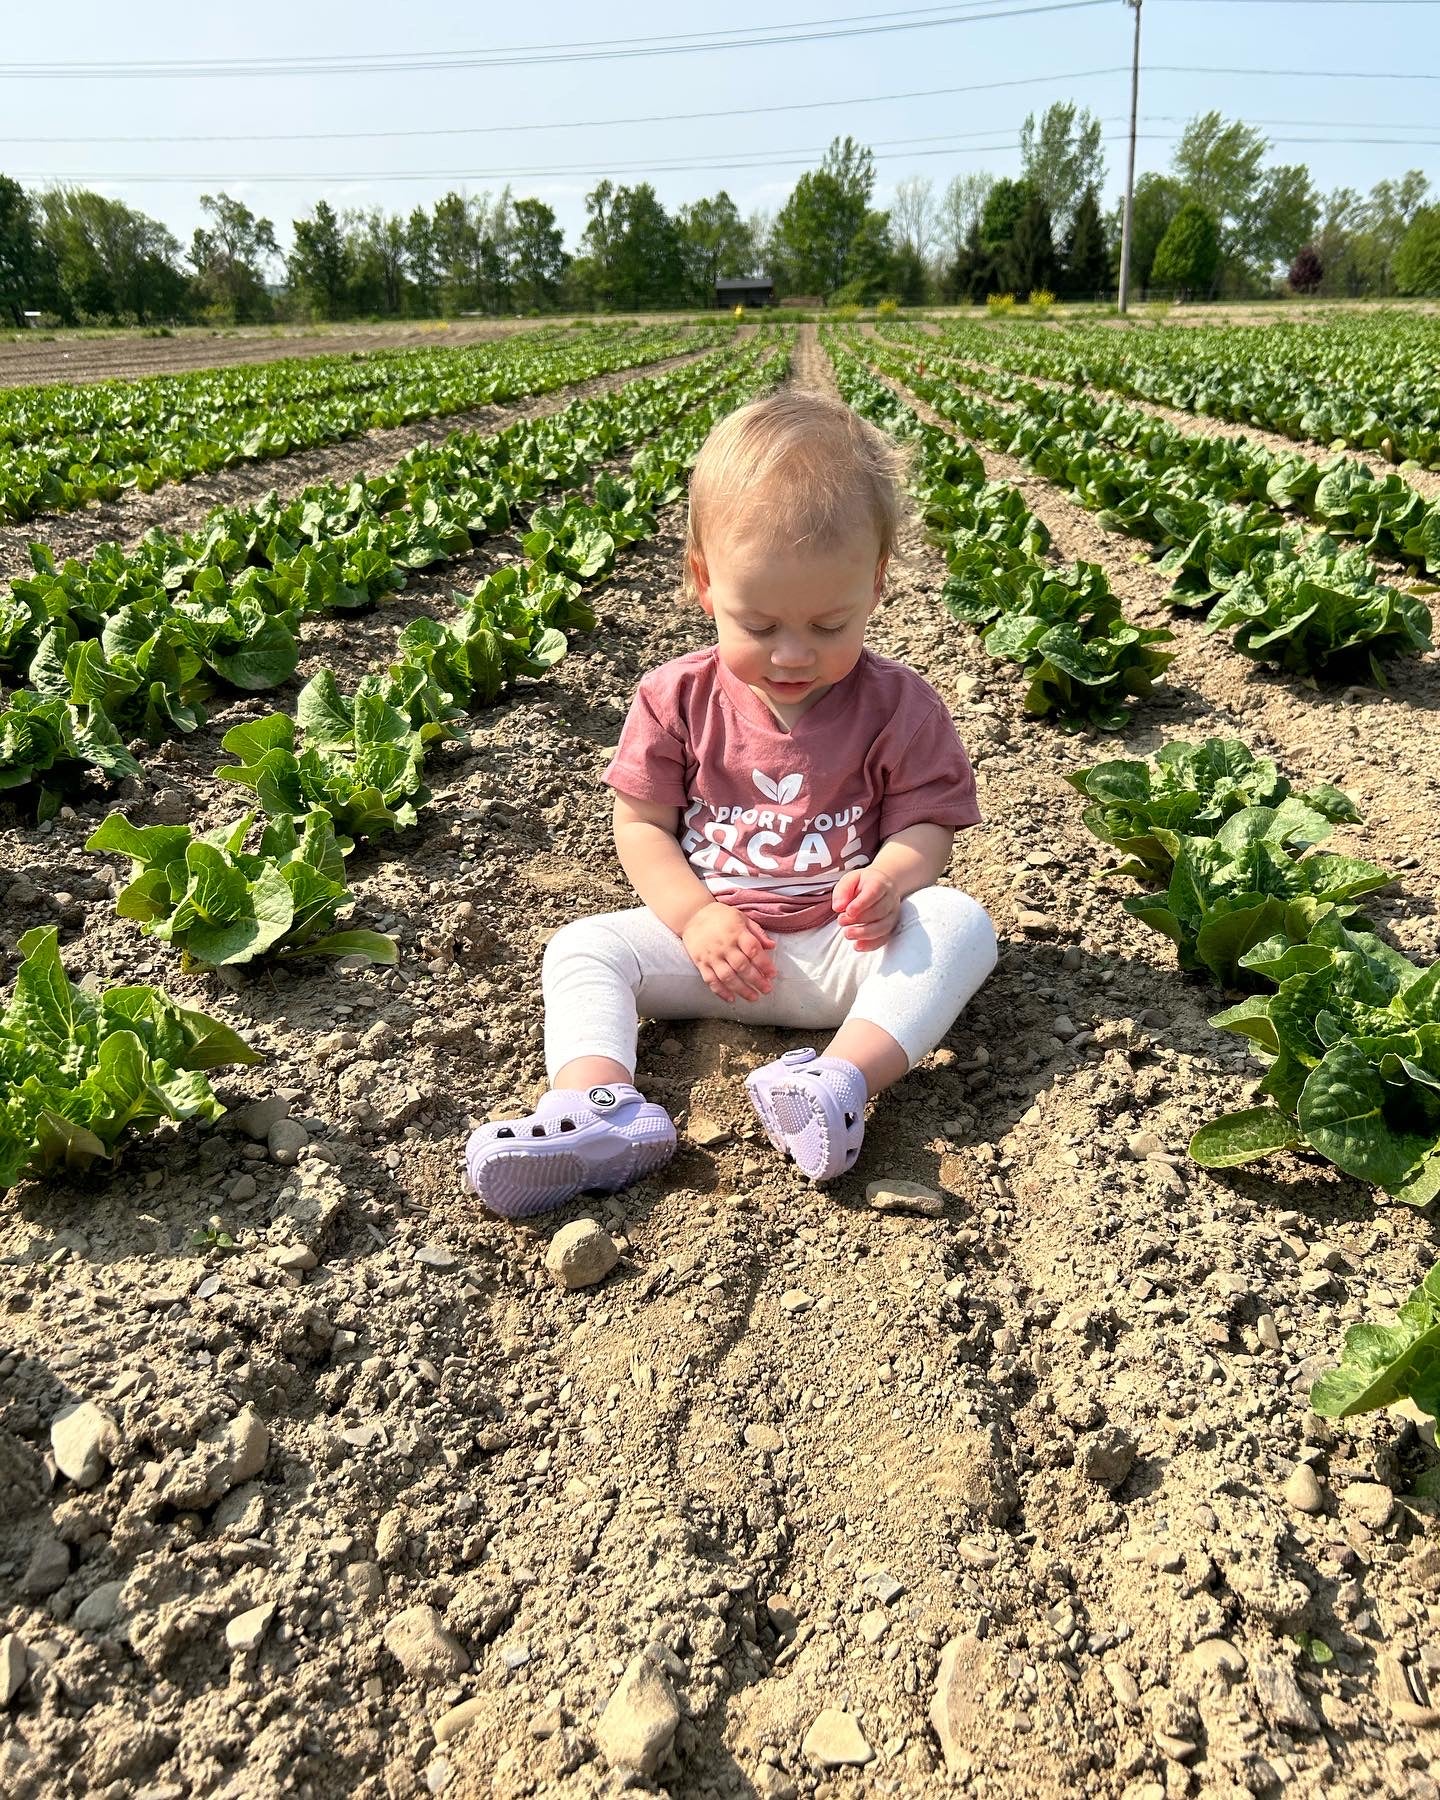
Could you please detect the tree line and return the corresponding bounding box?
[1,104,1436,327]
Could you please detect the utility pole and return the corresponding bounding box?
[1117,0,1143,313]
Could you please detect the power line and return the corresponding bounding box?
[0,0,1113,80]
[1150,62,1440,78]
[0,66,1135,147]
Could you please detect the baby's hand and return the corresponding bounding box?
[682,902,777,1004]
[832,867,901,951]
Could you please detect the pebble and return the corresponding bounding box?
[158,1407,269,1509]
[1078,1425,1136,1491]
[228,1173,258,1202]
[345,1561,383,1602]
[1104,1662,1140,1710]
[68,1578,123,1636]
[1051,1015,1077,1041]
[744,1423,784,1452]
[865,1570,905,1605]
[544,1219,619,1290]
[383,1605,470,1681]
[1189,1638,1247,1679]
[20,1536,70,1598]
[225,1601,276,1653]
[51,1401,120,1489]
[267,1118,309,1166]
[802,1708,874,1769]
[433,1698,488,1745]
[1127,1132,1164,1160]
[865,1179,944,1218]
[414,1243,458,1270]
[1341,1481,1395,1531]
[859,1610,889,1644]
[1283,1463,1325,1515]
[234,1095,290,1142]
[779,1289,814,1314]
[1256,1313,1282,1352]
[596,1648,681,1776]
[1016,910,1056,937]
[1062,945,1083,971]
[1251,1656,1320,1734]
[1,1633,27,1703]
[765,1595,798,1637]
[686,1114,731,1147]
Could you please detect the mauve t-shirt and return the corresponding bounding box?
[602,646,981,932]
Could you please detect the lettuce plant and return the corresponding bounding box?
[1310,1260,1440,1423]
[0,690,139,820]
[1191,911,1440,1206]
[87,809,396,971]
[0,925,260,1188]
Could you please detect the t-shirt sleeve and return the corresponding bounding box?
[601,674,690,808]
[878,696,982,838]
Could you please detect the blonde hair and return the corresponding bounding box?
[684,389,907,599]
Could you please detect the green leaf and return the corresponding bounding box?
[1298,1040,1438,1193]
[280,928,398,964]
[1189,1106,1300,1168]
[1310,1260,1440,1420]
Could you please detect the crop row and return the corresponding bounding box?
[865,333,1433,681]
[1,344,769,817]
[934,313,1440,469]
[2,342,788,1189]
[824,328,1172,731]
[1069,735,1439,1424]
[0,321,728,525]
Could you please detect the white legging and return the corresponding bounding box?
[541,885,998,1083]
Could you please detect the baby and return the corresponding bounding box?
[466,388,997,1218]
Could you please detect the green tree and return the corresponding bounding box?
[1002,190,1058,296]
[404,207,439,315]
[288,199,348,320]
[771,136,875,296]
[1150,201,1220,299]
[1118,171,1184,291]
[944,218,998,304]
[510,197,566,311]
[581,182,685,309]
[43,188,189,323]
[1395,206,1440,295]
[1020,101,1105,237]
[832,209,896,305]
[0,175,55,326]
[980,178,1035,256]
[189,192,277,322]
[677,190,755,302]
[889,239,929,305]
[432,191,480,312]
[1063,183,1108,299]
[937,171,996,269]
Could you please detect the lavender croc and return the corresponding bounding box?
[466,1083,676,1219]
[745,1048,867,1182]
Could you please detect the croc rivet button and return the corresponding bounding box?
[780,1048,817,1066]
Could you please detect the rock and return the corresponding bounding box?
[269,1245,317,1273]
[228,1172,258,1202]
[596,1647,681,1776]
[267,1118,309,1166]
[346,1561,384,1601]
[779,1289,814,1315]
[384,1605,470,1681]
[754,1767,797,1800]
[434,1697,488,1745]
[225,1600,275,1653]
[1189,1638,1247,1679]
[1062,945,1083,972]
[930,1636,994,1773]
[765,1595,797,1637]
[234,1095,290,1142]
[158,1407,269,1509]
[1341,1480,1395,1531]
[1251,1657,1320,1734]
[1127,1131,1164,1159]
[1016,910,1056,937]
[1104,1662,1140,1709]
[414,1243,458,1270]
[1256,1312,1282,1352]
[860,1610,889,1644]
[686,1114,731,1147]
[1078,1425,1136,1490]
[864,1569,905,1605]
[1283,1463,1325,1515]
[931,1424,1018,1524]
[51,1401,120,1489]
[73,1580,125,1632]
[865,1179,944,1218]
[802,1708,873,1769]
[1155,1733,1197,1763]
[545,1219,619,1290]
[1051,1015,1078,1041]
[20,1536,69,1598]
[744,1423,784,1453]
[1,1633,27,1704]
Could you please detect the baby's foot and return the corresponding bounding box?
[745,1048,867,1182]
[465,1083,676,1219]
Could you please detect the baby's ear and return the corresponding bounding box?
[872,554,891,601]
[690,550,714,612]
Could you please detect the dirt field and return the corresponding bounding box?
[0,321,555,390]
[0,327,1437,1800]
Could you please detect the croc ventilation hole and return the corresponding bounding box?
[844,1112,856,1127]
[531,1125,545,1137]
[559,1119,576,1131]
[497,1127,515,1138]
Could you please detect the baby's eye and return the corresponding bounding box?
[814,623,847,635]
[744,623,776,637]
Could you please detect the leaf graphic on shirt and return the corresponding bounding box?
[751,769,781,802]
[776,772,804,805]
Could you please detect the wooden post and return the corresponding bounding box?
[1117,0,1143,314]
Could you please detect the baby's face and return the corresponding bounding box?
[692,524,886,711]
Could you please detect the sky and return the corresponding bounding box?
[2,0,1438,261]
